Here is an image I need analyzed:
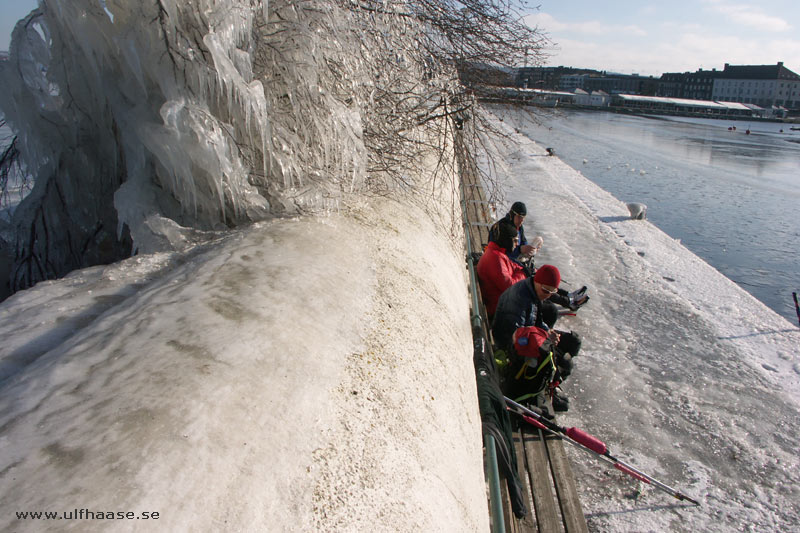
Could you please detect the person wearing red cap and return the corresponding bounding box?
[491,264,562,353]
[476,220,527,317]
[532,263,560,288]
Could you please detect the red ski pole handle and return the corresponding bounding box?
[566,427,607,455]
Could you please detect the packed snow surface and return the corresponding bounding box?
[482,105,799,532]
[0,197,487,532]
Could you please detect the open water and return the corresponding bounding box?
[517,109,800,324]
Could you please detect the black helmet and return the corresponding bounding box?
[510,201,527,217]
[494,220,517,254]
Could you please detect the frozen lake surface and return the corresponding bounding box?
[513,109,800,323]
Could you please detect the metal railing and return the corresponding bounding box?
[458,136,505,533]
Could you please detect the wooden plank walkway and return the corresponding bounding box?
[456,129,588,533]
[503,428,589,533]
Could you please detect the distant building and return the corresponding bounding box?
[564,88,611,107]
[684,69,721,100]
[560,74,588,91]
[657,69,721,100]
[612,94,765,118]
[515,66,658,95]
[571,88,589,105]
[514,62,800,113]
[712,62,800,111]
[590,90,611,107]
[658,72,687,98]
[515,66,561,89]
[583,74,658,96]
[572,89,611,107]
[515,66,600,90]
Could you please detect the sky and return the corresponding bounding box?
[0,0,36,51]
[3,1,799,77]
[525,0,800,76]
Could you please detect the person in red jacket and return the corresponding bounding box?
[477,220,526,317]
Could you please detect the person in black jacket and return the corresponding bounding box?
[492,264,561,353]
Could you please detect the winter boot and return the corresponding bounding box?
[552,389,569,413]
[568,286,589,311]
[531,394,555,420]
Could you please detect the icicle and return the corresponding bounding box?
[1,0,465,283]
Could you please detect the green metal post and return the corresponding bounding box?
[484,433,507,533]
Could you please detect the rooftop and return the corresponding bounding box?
[721,62,800,80]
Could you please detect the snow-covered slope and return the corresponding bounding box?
[0,196,488,532]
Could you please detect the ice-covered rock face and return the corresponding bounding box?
[2,0,372,225]
[0,0,451,292]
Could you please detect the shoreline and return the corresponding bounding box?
[563,103,798,123]
[479,97,799,124]
[504,105,800,323]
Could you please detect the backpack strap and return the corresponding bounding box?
[514,349,554,381]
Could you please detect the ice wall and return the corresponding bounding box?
[0,0,457,294]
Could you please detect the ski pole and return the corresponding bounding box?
[504,396,700,506]
[793,292,800,327]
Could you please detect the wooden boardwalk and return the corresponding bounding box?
[503,427,588,533]
[457,130,589,533]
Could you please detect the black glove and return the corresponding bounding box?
[555,352,573,380]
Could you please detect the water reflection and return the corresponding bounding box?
[520,110,800,322]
